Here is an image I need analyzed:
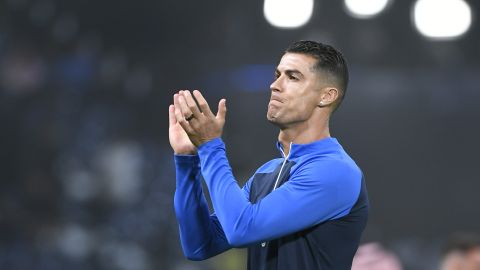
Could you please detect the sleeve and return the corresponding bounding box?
[197,138,362,247]
[173,154,253,260]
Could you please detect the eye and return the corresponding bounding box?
[289,75,299,81]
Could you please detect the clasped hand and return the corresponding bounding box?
[168,90,226,155]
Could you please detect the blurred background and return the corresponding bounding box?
[0,0,479,269]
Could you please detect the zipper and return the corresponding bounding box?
[261,142,292,248]
[273,142,292,190]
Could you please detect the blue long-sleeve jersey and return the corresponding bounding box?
[174,137,369,270]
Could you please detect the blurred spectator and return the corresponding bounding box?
[0,48,46,96]
[352,242,403,270]
[441,233,480,270]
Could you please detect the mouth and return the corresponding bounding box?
[269,96,283,103]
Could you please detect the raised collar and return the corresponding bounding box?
[275,137,342,159]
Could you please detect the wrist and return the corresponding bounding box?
[174,149,197,155]
[197,137,224,153]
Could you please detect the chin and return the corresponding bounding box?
[267,114,284,127]
[266,111,277,122]
[267,108,288,126]
[267,107,279,119]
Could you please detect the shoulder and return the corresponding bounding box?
[292,153,362,187]
[288,155,363,209]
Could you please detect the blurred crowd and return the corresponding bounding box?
[352,233,480,270]
[1,1,183,269]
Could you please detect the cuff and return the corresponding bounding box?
[174,154,200,165]
[198,137,225,156]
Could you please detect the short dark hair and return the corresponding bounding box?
[285,40,349,111]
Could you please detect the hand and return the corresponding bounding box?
[169,97,197,155]
[174,90,226,147]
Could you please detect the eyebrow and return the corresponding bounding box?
[275,69,304,78]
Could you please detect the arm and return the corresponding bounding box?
[173,154,231,260]
[197,138,361,247]
[173,153,254,259]
[169,97,231,260]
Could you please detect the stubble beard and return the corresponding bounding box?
[267,104,278,122]
[267,105,285,128]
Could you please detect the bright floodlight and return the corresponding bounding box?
[412,0,472,40]
[344,0,391,19]
[264,0,314,29]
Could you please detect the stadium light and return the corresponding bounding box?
[412,0,472,40]
[263,0,314,29]
[344,0,391,19]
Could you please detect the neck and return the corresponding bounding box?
[278,113,331,156]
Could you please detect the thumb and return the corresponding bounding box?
[216,99,227,121]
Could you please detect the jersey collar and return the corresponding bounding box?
[276,137,342,159]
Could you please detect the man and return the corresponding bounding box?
[169,40,369,269]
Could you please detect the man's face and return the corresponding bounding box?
[267,52,324,127]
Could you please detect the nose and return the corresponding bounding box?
[270,77,281,92]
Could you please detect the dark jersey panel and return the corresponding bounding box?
[247,163,369,270]
[249,160,296,203]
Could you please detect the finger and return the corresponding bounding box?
[216,99,227,122]
[173,96,184,123]
[178,94,195,120]
[174,94,189,123]
[193,90,215,118]
[186,115,202,131]
[174,101,195,134]
[168,104,177,127]
[174,93,187,118]
[182,90,203,118]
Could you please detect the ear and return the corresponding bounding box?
[318,87,339,107]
